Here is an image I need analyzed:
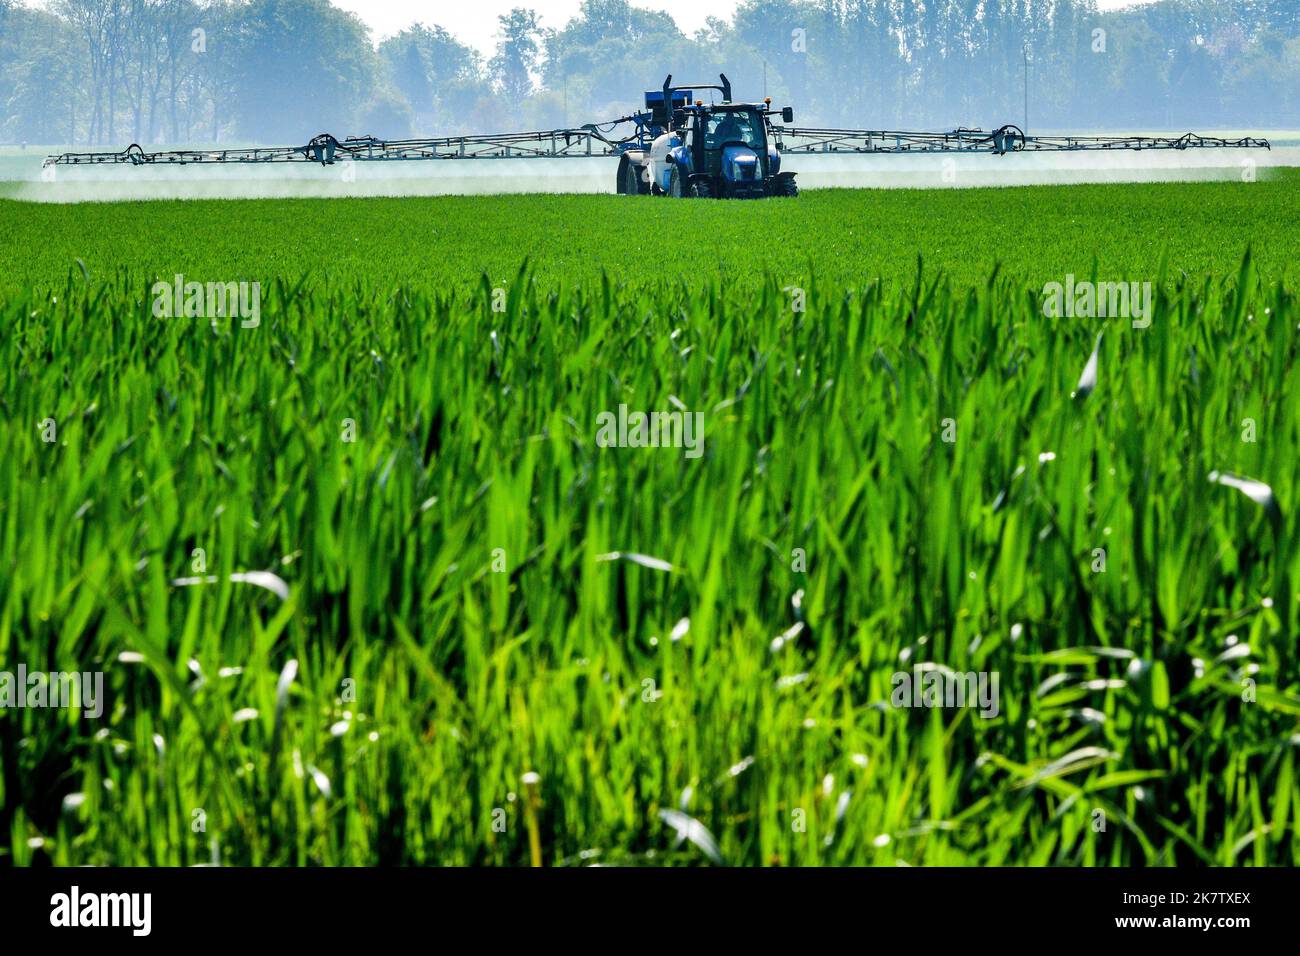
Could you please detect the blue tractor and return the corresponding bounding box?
[616,75,798,199]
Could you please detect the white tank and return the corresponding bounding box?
[647,131,680,190]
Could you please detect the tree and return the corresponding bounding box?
[0,0,17,133]
[230,0,377,142]
[57,0,113,143]
[2,4,81,143]
[6,47,77,143]
[378,23,484,130]
[541,0,688,118]
[357,88,413,137]
[388,36,433,114]
[490,8,542,101]
[193,0,241,142]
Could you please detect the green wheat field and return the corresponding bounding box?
[2,174,1299,865]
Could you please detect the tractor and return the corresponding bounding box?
[616,75,799,199]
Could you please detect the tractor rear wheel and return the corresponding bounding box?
[616,158,642,195]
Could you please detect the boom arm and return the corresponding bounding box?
[43,129,628,166]
[771,126,1271,156]
[45,120,1270,168]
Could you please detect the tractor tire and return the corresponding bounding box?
[668,167,684,198]
[772,176,799,198]
[689,179,714,199]
[618,157,649,195]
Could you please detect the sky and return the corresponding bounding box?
[335,0,1156,54]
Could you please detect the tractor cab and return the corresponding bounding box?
[702,108,766,152]
[616,74,799,200]
[685,105,771,195]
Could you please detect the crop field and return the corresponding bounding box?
[2,173,1299,867]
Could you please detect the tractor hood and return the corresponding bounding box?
[720,144,762,184]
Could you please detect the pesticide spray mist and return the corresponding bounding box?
[18,156,613,203]
[12,146,1292,203]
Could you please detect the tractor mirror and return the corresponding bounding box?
[782,107,794,124]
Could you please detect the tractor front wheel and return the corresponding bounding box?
[772,175,799,198]
[689,179,713,199]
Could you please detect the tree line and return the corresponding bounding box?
[1,0,1295,147]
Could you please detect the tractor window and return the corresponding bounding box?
[704,112,764,150]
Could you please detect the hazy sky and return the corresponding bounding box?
[335,0,1155,54]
